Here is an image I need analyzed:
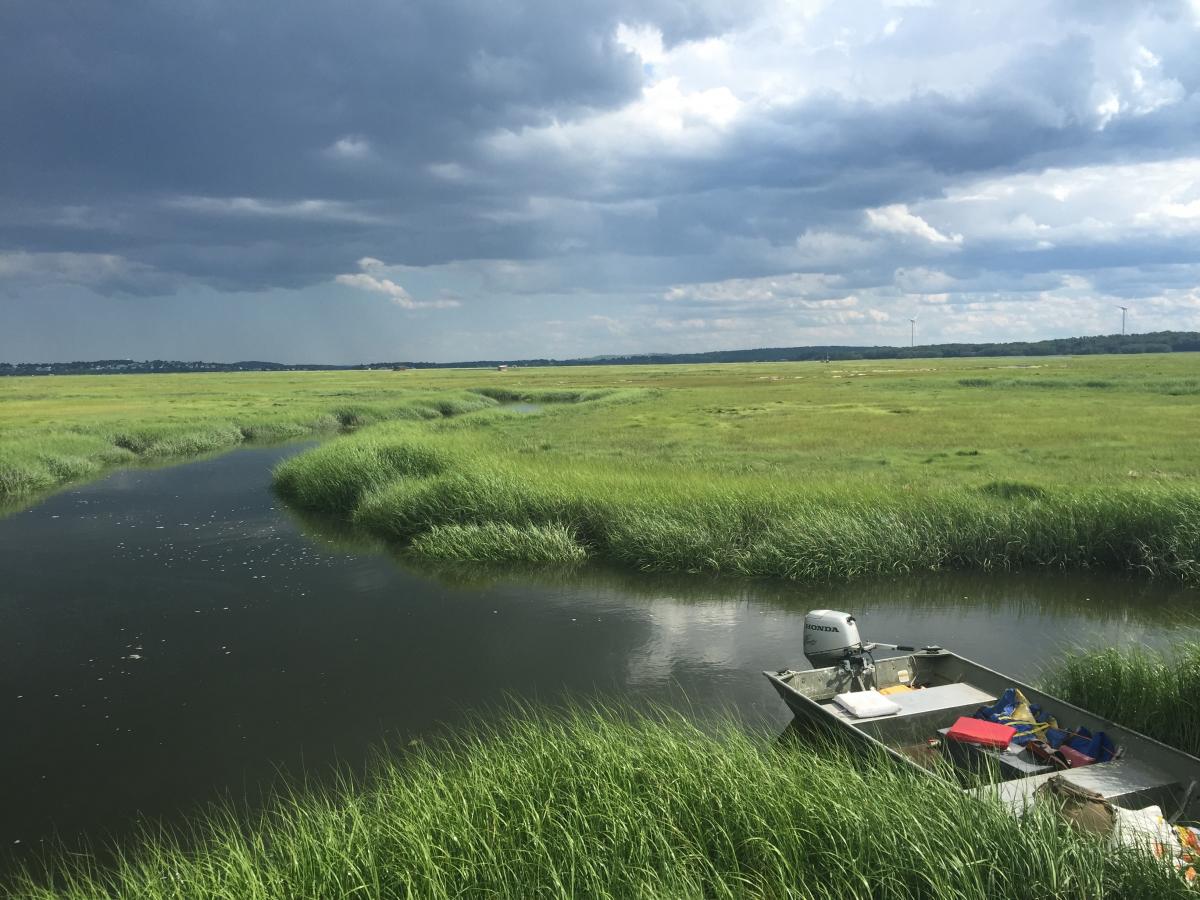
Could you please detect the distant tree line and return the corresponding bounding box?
[3,331,1199,376]
[0,359,343,376]
[391,331,1198,368]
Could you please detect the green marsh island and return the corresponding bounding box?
[3,354,1200,898]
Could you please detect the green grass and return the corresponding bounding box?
[9,705,1191,899]
[1043,641,1200,757]
[275,419,1200,582]
[5,355,1200,581]
[0,375,500,505]
[410,521,589,564]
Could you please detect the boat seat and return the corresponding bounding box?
[970,758,1182,813]
[824,683,996,724]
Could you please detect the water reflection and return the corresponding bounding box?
[0,441,1197,868]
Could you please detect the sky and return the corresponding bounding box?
[2,0,1199,364]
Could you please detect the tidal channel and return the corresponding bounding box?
[3,441,1197,864]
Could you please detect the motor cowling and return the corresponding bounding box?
[803,609,864,668]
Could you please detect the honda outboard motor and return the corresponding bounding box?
[800,609,928,690]
[803,609,867,668]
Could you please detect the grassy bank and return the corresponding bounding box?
[10,706,1190,899]
[1044,641,1200,757]
[0,372,502,502]
[266,354,1193,588]
[274,411,1200,583]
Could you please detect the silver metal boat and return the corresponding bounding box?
[766,636,1200,820]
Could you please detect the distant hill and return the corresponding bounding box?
[4,331,1199,376]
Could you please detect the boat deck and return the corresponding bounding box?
[823,683,996,725]
[970,758,1185,813]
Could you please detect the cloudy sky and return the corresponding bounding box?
[2,0,1199,363]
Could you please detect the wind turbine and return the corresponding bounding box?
[909,317,916,348]
[1118,306,1128,336]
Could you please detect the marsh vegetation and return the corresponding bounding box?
[5,355,1198,581]
[268,355,1200,583]
[10,706,1195,900]
[0,372,498,501]
[1043,641,1200,757]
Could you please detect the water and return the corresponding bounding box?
[2,442,1197,864]
[505,402,542,414]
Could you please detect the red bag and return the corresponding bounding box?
[1028,740,1070,770]
[946,716,1016,748]
[1057,746,1096,769]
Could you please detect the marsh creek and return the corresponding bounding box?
[2,441,1198,861]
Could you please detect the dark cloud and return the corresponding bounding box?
[1,1,643,196]
[1,0,1198,361]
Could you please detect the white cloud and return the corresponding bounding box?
[894,267,957,293]
[324,135,373,161]
[167,196,381,224]
[791,230,877,264]
[487,75,743,168]
[865,204,962,244]
[616,22,666,66]
[9,0,1200,362]
[335,258,461,309]
[651,317,709,331]
[1090,40,1184,131]
[588,314,629,335]
[933,157,1200,245]
[665,272,847,305]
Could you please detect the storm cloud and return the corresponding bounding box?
[2,0,1199,361]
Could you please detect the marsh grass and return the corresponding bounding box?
[978,480,1047,500]
[9,706,1189,899]
[410,521,589,563]
[958,376,1191,393]
[261,354,1200,582]
[1043,642,1200,757]
[0,387,498,504]
[468,386,621,404]
[275,425,1200,581]
[6,356,1200,582]
[273,436,455,513]
[0,374,652,507]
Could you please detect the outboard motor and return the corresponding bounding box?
[803,609,867,668]
[802,609,927,690]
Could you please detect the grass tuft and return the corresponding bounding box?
[273,431,454,514]
[979,480,1047,501]
[409,521,589,563]
[1043,641,1200,757]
